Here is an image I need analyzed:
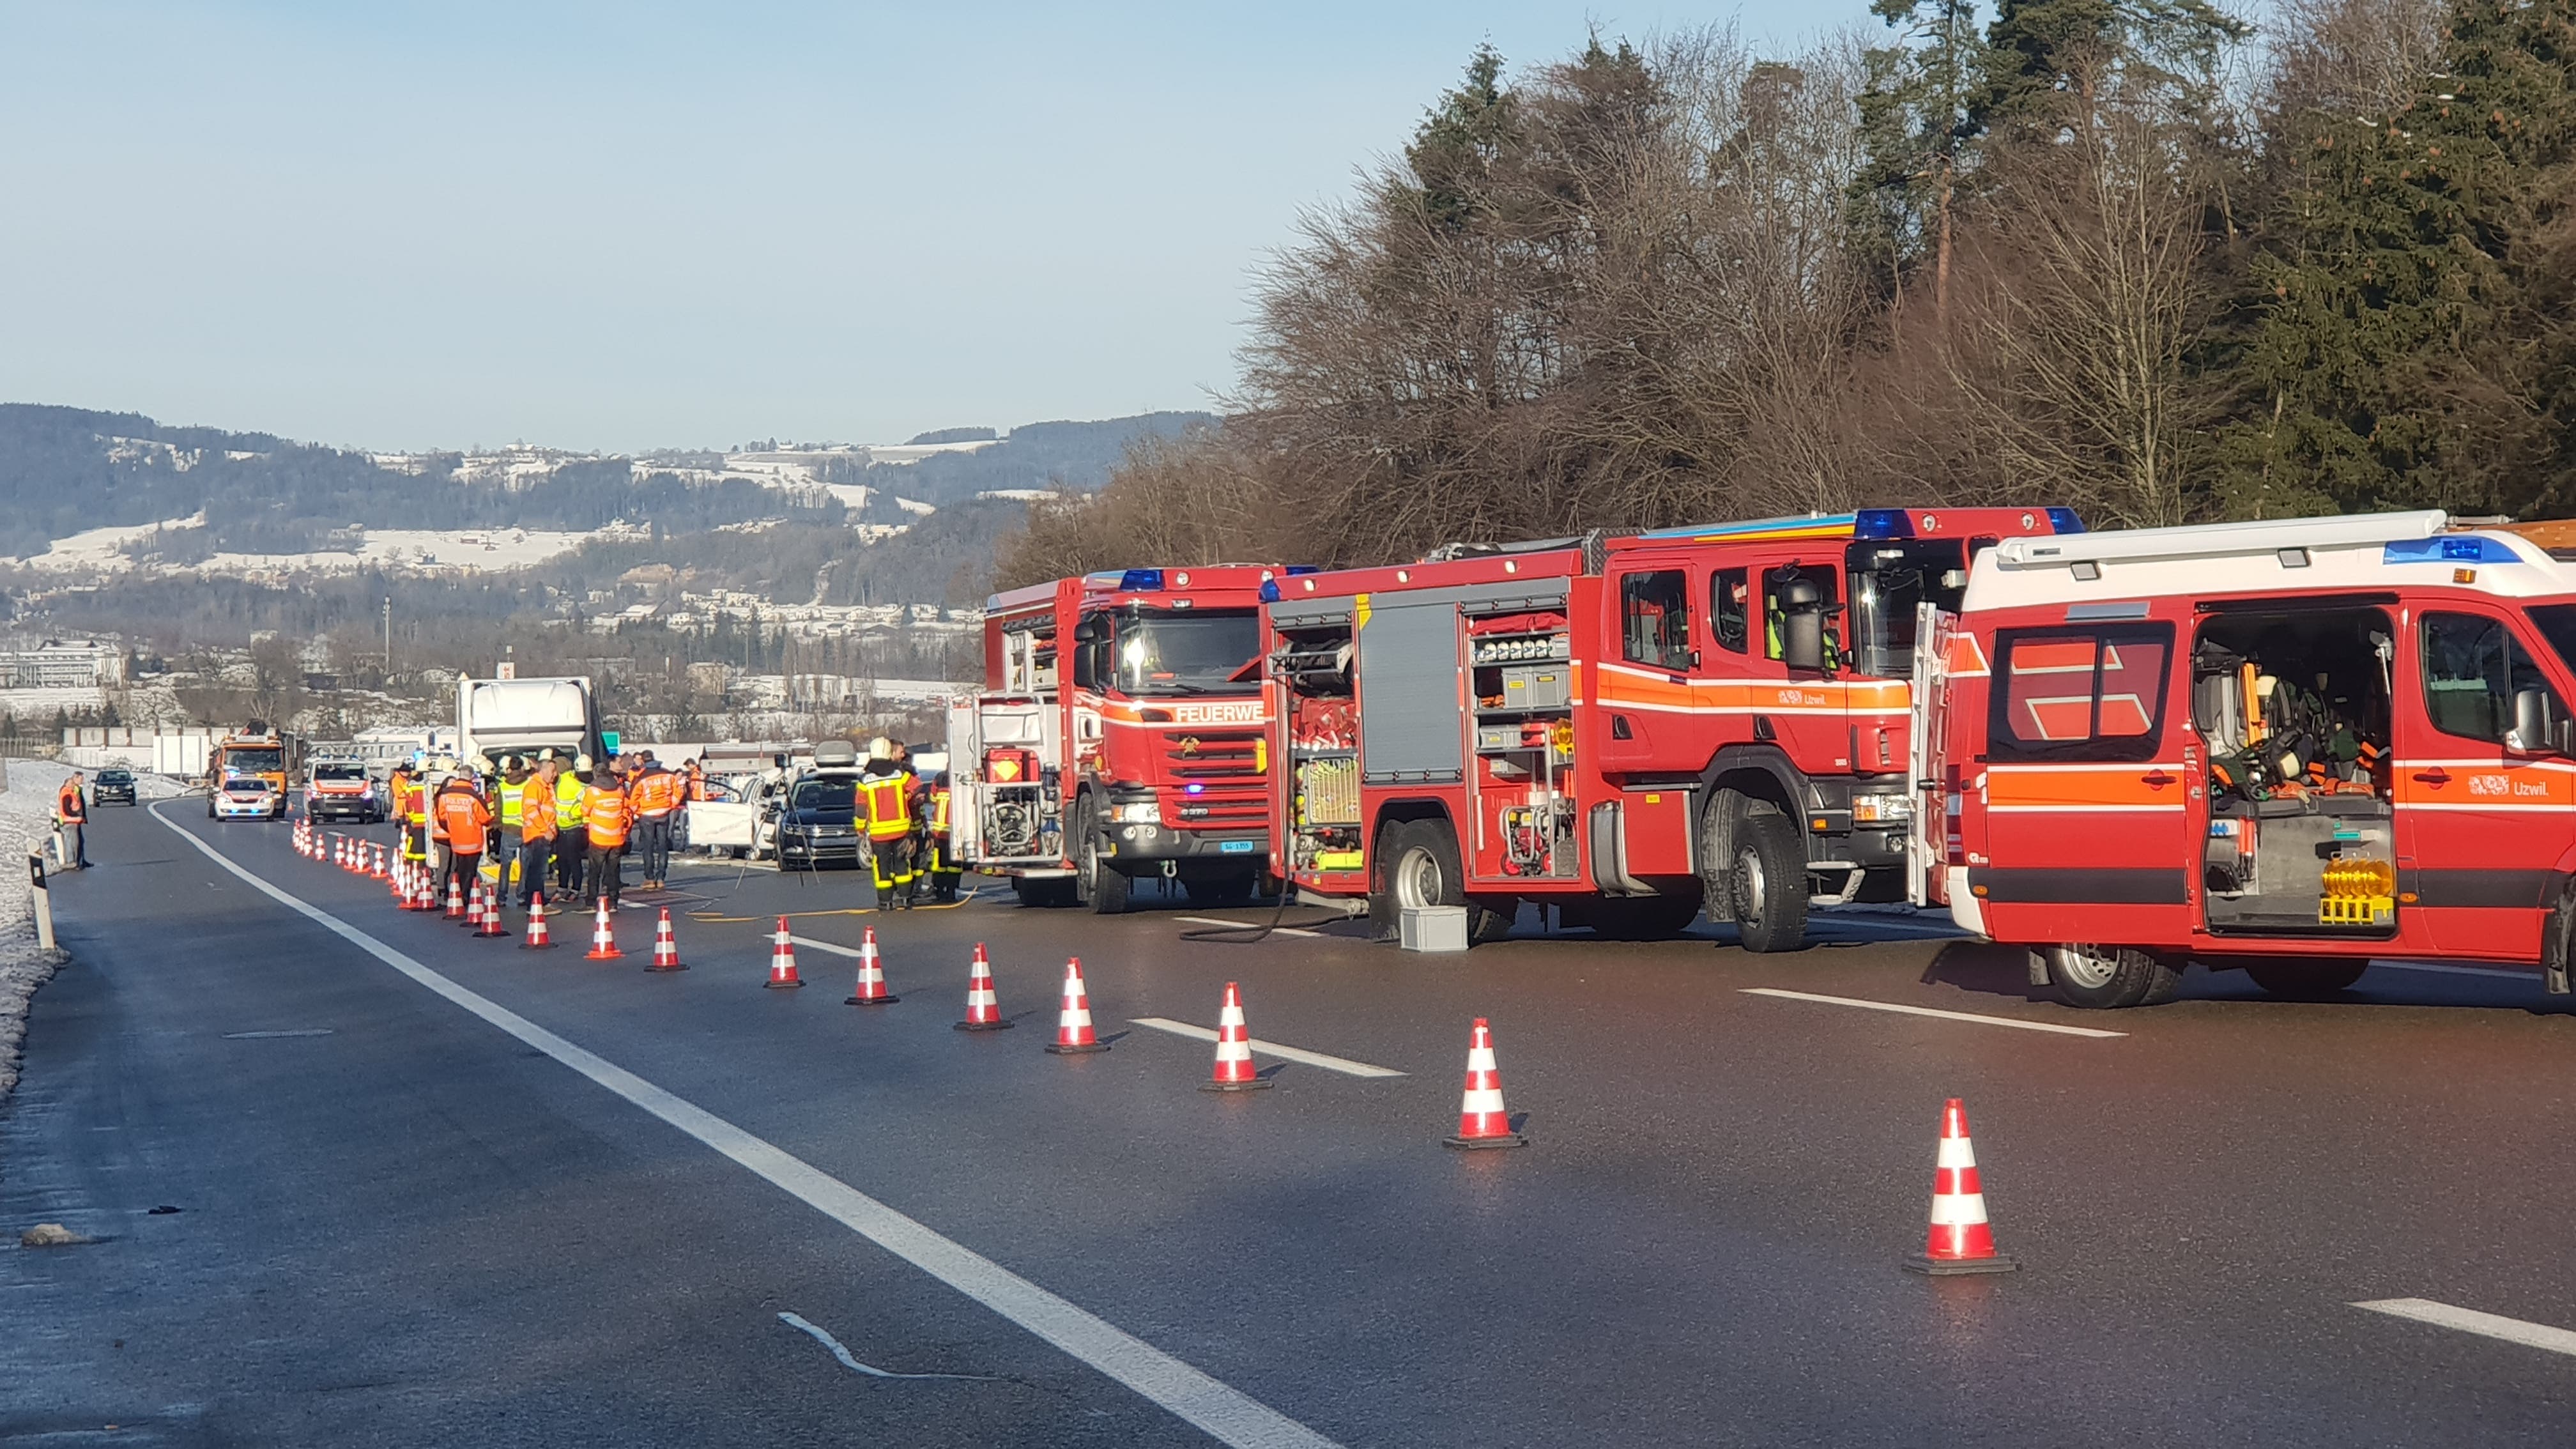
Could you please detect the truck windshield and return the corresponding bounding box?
[2524,604,2576,678]
[224,747,284,774]
[1116,608,1262,696]
[1845,540,1971,678]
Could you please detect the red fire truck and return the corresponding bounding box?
[947,566,1284,912]
[1264,508,2079,946]
[1918,509,2576,1006]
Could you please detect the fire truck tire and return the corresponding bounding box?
[1729,806,1808,954]
[2241,958,2367,1000]
[2043,944,2179,1009]
[1371,820,1512,945]
[1079,823,1131,915]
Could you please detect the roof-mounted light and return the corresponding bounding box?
[1852,509,1915,540]
[1117,569,1164,591]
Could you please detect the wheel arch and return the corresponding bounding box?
[1694,746,1811,919]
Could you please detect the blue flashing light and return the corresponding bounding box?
[2046,507,2087,534]
[1185,783,1206,795]
[2386,536,2519,564]
[1259,579,1282,602]
[1285,564,1319,575]
[1117,568,1165,591]
[1852,508,1915,540]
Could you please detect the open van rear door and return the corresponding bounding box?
[1908,602,1960,907]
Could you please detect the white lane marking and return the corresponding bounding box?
[777,1312,999,1381]
[151,804,1342,1449]
[221,1029,334,1039]
[1127,1017,1406,1078]
[1740,988,2128,1039]
[1174,916,1324,940]
[2351,1298,2576,1358]
[2369,960,2533,982]
[790,935,865,958]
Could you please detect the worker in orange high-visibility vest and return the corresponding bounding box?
[581,765,633,910]
[433,769,492,905]
[516,757,562,911]
[627,750,682,892]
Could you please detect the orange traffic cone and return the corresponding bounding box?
[1202,981,1268,1091]
[585,899,624,960]
[1045,958,1107,1054]
[953,943,1010,1031]
[387,853,405,901]
[521,892,553,949]
[445,875,466,919]
[477,884,511,937]
[371,843,390,880]
[647,908,686,972]
[1903,1098,2018,1275]
[407,864,433,911]
[843,926,897,1005]
[765,917,804,988]
[1443,1018,1525,1148]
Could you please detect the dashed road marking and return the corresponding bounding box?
[1172,916,1325,939]
[1128,1017,1406,1077]
[1740,987,2127,1039]
[791,935,867,958]
[2351,1298,2576,1358]
[155,803,1346,1449]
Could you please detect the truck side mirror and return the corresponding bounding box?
[1073,616,1105,645]
[2509,687,2562,755]
[1775,576,1826,673]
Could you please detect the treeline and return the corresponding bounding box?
[1005,0,2576,582]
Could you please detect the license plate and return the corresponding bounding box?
[1220,840,1256,854]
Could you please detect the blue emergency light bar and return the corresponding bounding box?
[2386,536,2520,564]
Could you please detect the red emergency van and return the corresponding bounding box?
[1919,509,2576,1006]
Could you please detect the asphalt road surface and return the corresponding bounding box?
[6,803,2575,1445]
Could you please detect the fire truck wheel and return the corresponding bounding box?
[1729,806,1809,954]
[2043,944,2179,1009]
[2241,958,2367,1000]
[1371,819,1512,945]
[1079,824,1131,915]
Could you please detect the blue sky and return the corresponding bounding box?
[0,2,1875,452]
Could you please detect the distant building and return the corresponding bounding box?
[0,640,123,688]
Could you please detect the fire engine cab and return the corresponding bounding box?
[947,566,1283,912]
[1265,507,2079,946]
[1917,509,2576,1006]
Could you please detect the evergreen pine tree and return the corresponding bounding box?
[1856,0,1984,326]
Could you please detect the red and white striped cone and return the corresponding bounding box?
[647,907,686,972]
[331,836,344,869]
[843,926,897,1005]
[953,943,1009,1031]
[444,875,466,920]
[1904,1098,2018,1275]
[371,843,390,880]
[463,879,488,929]
[1044,957,1107,1054]
[585,898,624,961]
[404,863,429,911]
[765,917,803,988]
[1443,1018,1525,1148]
[476,882,512,937]
[521,892,553,949]
[1201,981,1268,1091]
[342,838,358,873]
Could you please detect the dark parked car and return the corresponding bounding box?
[91,767,137,806]
[774,770,865,870]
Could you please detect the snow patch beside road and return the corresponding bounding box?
[0,763,179,1105]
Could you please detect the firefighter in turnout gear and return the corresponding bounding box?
[859,738,923,910]
[923,770,962,904]
[392,763,429,867]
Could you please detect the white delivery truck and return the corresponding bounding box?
[456,674,606,767]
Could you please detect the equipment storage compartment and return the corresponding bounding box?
[1499,664,1571,711]
[2194,602,2397,935]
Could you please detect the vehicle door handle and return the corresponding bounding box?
[2412,768,2451,788]
[2141,770,2174,790]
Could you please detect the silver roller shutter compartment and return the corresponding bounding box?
[1359,602,1466,784]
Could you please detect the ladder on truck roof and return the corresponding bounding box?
[1991,510,2448,571]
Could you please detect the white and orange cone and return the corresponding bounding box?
[1201,981,1268,1091]
[765,916,803,988]
[647,907,686,972]
[953,943,1009,1031]
[445,875,465,919]
[331,836,344,869]
[521,892,553,949]
[1903,1098,2018,1275]
[462,879,486,928]
[1045,958,1107,1054]
[1442,1017,1524,1148]
[371,843,390,880]
[843,926,897,1005]
[476,882,511,938]
[585,898,624,960]
[387,852,406,901]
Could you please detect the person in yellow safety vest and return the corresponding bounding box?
[554,754,592,901]
[924,770,962,904]
[494,755,530,888]
[581,765,632,911]
[857,738,922,910]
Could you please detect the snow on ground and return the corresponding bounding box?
[12,513,205,569]
[0,763,181,1105]
[11,523,638,577]
[977,489,1057,502]
[894,497,937,516]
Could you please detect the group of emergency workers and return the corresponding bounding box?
[385,747,709,912]
[854,737,960,911]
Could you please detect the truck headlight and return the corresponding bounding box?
[1111,800,1162,824]
[1852,791,1913,824]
